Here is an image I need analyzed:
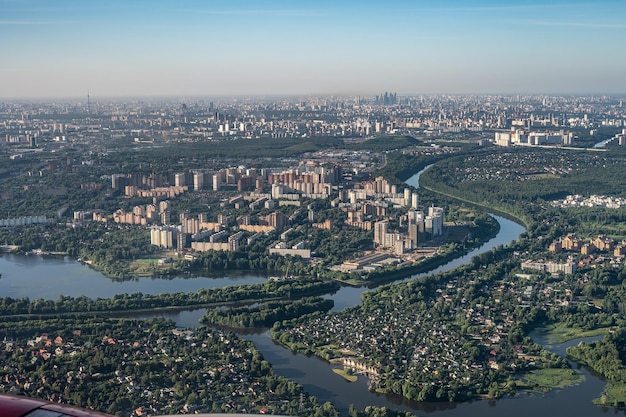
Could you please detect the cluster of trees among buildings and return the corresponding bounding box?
[419,148,626,227]
[0,313,422,417]
[0,316,341,416]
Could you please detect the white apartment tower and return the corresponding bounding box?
[174,172,186,187]
[374,220,389,246]
[411,193,419,210]
[213,173,221,191]
[426,206,444,236]
[193,171,204,191]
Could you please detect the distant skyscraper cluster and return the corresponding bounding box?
[375,92,398,106]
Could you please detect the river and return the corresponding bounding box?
[0,167,619,416]
[243,331,617,417]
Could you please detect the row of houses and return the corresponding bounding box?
[549,233,626,256]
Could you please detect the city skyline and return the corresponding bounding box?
[2,0,626,99]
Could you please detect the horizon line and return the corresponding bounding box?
[3,91,626,102]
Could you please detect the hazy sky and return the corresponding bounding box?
[1,0,625,98]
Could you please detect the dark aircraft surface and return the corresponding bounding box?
[0,394,291,417]
[0,394,114,417]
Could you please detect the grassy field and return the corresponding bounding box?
[132,258,161,265]
[128,258,176,277]
[577,222,626,238]
[594,383,626,406]
[540,323,609,344]
[332,368,358,383]
[521,368,584,391]
[523,173,560,180]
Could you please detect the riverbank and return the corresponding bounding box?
[564,330,626,407]
[0,276,339,317]
[416,168,531,229]
[341,242,484,287]
[565,345,622,406]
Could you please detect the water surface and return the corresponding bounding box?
[0,254,267,299]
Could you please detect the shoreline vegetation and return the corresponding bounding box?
[565,328,626,407]
[539,323,610,345]
[518,368,584,392]
[0,278,340,318]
